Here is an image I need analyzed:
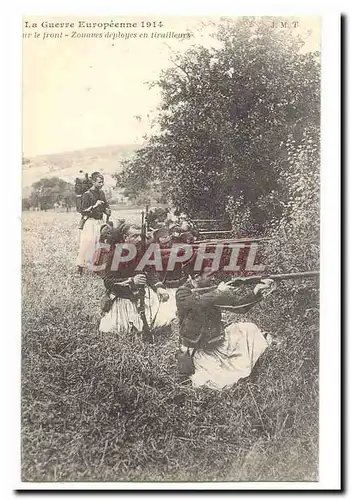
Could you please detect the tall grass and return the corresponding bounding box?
[22,211,318,482]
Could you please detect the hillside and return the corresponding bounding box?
[22,144,139,190]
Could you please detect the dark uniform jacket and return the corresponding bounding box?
[81,187,110,220]
[176,281,264,349]
[103,268,163,301]
[102,239,164,300]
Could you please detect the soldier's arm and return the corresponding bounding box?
[222,292,264,313]
[176,286,266,312]
[101,191,111,214]
[175,286,235,309]
[232,277,279,312]
[103,272,133,295]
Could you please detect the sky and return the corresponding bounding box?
[22,16,320,158]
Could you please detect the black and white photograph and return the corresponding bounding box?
[15,12,340,490]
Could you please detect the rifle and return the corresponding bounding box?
[226,270,319,286]
[139,210,153,343]
[145,204,150,232]
[188,271,319,312]
[192,271,320,294]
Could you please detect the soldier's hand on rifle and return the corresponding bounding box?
[94,200,105,208]
[157,287,169,303]
[254,278,277,297]
[133,274,147,287]
[217,281,237,295]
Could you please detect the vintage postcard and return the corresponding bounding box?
[19,13,340,490]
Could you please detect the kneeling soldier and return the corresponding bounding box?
[175,267,276,390]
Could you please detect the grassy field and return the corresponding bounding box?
[21,210,319,482]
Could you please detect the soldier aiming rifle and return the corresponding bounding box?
[175,267,319,389]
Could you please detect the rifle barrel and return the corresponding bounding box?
[262,271,319,281]
[191,271,319,293]
[199,230,232,235]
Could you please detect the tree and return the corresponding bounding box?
[62,189,76,211]
[118,17,320,234]
[30,177,76,211]
[22,198,31,211]
[29,191,40,210]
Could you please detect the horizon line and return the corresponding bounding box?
[23,141,144,160]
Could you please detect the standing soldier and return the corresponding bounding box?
[76,172,111,275]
